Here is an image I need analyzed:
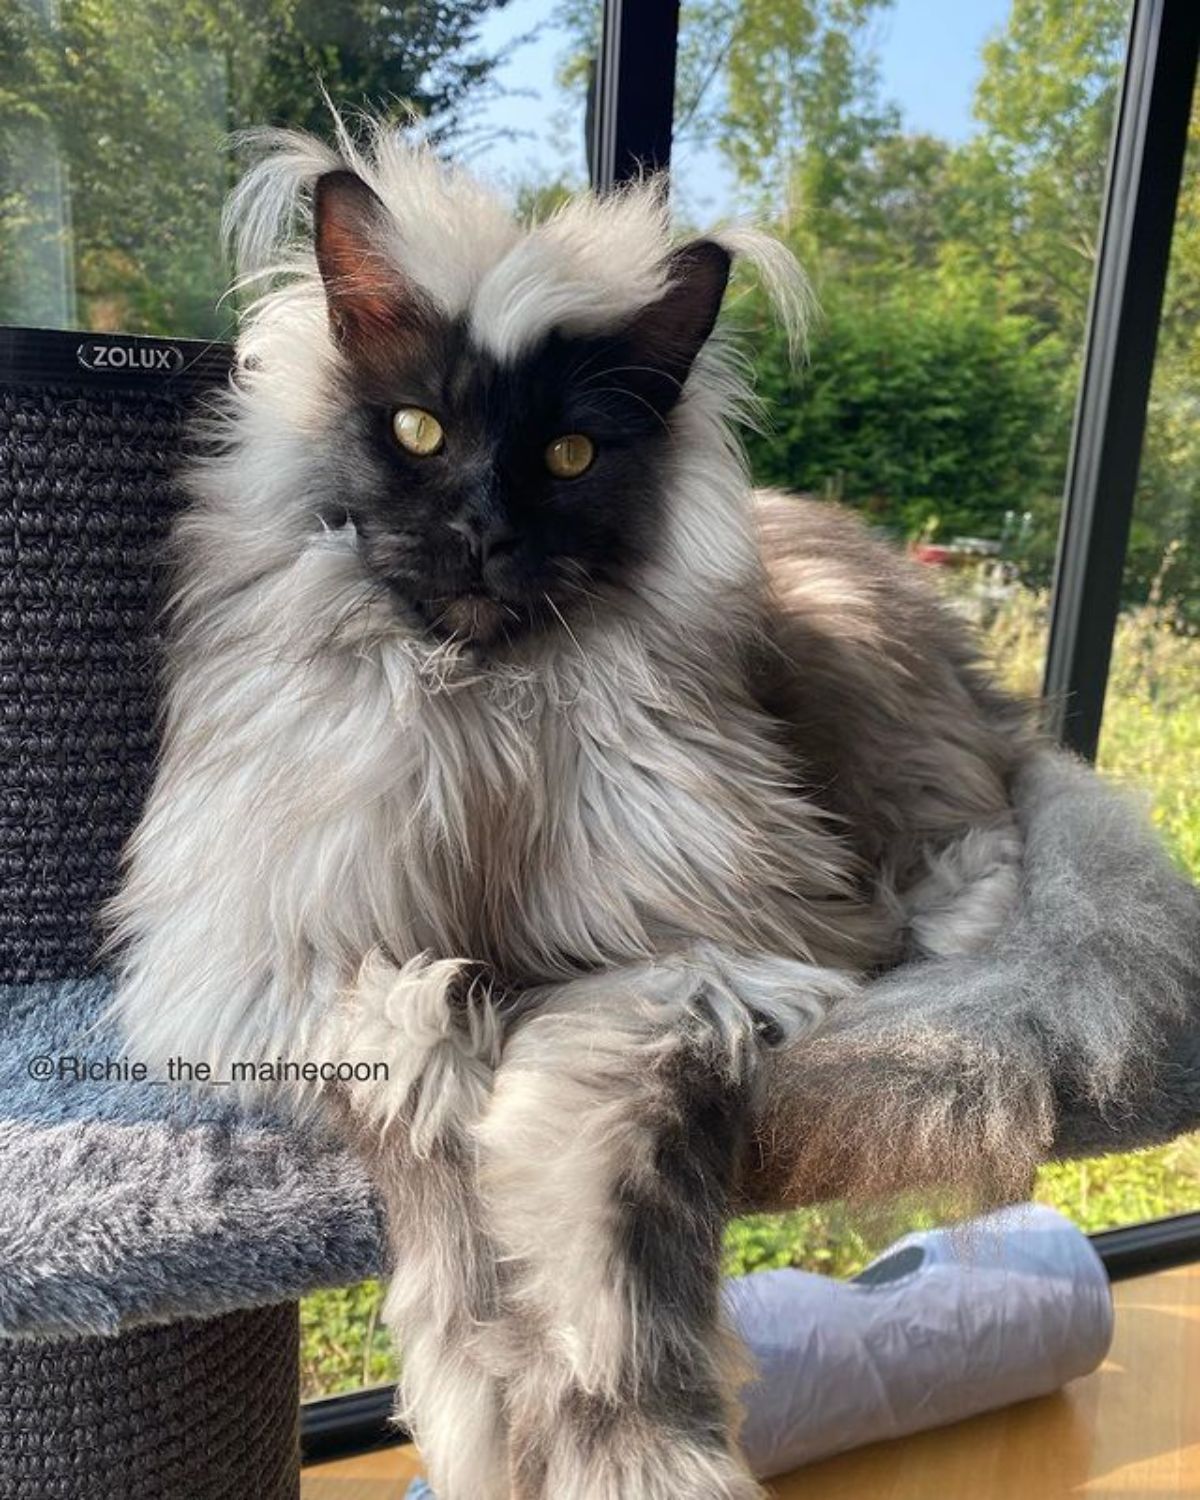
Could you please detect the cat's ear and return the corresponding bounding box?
[313,170,426,355]
[620,239,732,411]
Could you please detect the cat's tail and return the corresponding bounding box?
[743,748,1200,1211]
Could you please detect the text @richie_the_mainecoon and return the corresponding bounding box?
[25,1053,390,1086]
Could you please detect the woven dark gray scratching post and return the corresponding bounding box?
[0,1304,300,1500]
[0,328,386,1500]
[0,331,235,979]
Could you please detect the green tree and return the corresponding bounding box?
[947,0,1129,341]
[1131,95,1200,626]
[555,0,898,234]
[0,0,513,337]
[709,0,899,230]
[240,0,516,141]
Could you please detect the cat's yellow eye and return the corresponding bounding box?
[392,407,444,456]
[545,434,595,479]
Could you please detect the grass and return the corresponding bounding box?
[299,587,1200,1397]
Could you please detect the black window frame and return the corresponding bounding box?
[1042,0,1200,759]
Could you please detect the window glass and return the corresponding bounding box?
[1,0,598,1402]
[664,0,1195,1277]
[1059,80,1200,1239]
[670,0,1131,678]
[0,0,590,338]
[302,1282,397,1401]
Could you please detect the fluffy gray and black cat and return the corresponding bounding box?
[110,118,1199,1499]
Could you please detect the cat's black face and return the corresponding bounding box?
[328,319,678,648]
[312,170,730,650]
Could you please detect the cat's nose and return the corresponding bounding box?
[449,514,517,568]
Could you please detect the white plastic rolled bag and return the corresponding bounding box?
[727,1201,1113,1478]
[404,1202,1112,1497]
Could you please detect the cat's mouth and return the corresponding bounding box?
[419,592,522,647]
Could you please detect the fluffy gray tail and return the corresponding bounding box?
[744,749,1200,1210]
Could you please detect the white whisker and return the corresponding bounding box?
[543,592,586,662]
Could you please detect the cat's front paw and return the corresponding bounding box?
[337,951,505,1145]
[693,945,861,1056]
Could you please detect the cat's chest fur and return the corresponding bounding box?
[357,641,867,980]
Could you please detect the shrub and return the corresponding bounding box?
[735,275,1065,549]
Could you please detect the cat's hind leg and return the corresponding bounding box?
[903,817,1023,959]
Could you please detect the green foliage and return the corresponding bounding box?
[554,0,900,230]
[738,274,1064,546]
[713,0,899,225]
[1130,105,1200,626]
[513,176,577,224]
[300,1279,396,1400]
[724,1210,878,1280]
[708,0,1199,615]
[984,577,1200,880]
[950,0,1128,340]
[0,0,512,336]
[555,0,1200,616]
[1037,1139,1200,1235]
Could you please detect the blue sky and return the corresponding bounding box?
[876,0,1012,136]
[468,0,1014,210]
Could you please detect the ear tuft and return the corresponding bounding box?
[313,169,425,354]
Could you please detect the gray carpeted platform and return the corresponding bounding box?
[0,976,385,1340]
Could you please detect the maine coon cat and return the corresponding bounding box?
[108,117,1194,1499]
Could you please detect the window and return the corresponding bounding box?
[669,0,1131,690]
[659,0,1197,1276]
[0,0,580,337]
[1053,75,1200,1239]
[3,0,1196,1441]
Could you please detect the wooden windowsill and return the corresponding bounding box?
[302,1262,1200,1498]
